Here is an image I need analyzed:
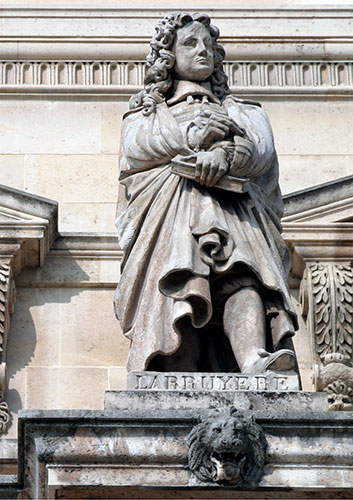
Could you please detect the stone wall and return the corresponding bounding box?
[1,2,353,453]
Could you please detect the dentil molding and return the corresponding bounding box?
[1,6,353,95]
[0,59,353,96]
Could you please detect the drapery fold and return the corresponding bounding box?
[115,97,297,372]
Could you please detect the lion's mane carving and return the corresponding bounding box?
[187,407,267,485]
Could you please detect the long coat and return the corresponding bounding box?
[115,92,297,372]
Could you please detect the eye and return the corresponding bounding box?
[213,427,222,433]
[183,37,197,47]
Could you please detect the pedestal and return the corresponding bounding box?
[15,374,353,499]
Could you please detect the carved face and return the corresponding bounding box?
[207,416,249,453]
[187,410,267,486]
[172,21,215,81]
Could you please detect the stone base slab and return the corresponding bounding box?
[105,389,327,413]
[15,389,353,499]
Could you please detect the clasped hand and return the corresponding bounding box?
[181,148,229,187]
[185,109,246,187]
[189,108,241,150]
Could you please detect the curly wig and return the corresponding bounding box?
[130,12,231,115]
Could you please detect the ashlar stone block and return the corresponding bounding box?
[23,154,119,204]
[265,99,353,156]
[0,100,101,155]
[25,367,108,410]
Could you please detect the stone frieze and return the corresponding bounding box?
[1,60,353,95]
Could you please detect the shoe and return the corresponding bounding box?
[242,349,296,374]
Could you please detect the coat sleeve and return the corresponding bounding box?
[224,97,277,179]
[120,102,192,177]
[224,96,284,220]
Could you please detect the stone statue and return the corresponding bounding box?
[114,12,298,374]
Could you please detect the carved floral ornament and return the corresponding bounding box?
[300,263,353,410]
[187,407,267,486]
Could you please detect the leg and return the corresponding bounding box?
[223,286,266,372]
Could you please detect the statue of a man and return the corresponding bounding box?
[114,12,298,374]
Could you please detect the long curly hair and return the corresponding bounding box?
[130,12,231,115]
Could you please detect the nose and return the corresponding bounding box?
[196,40,207,56]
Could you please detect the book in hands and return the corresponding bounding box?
[171,155,249,193]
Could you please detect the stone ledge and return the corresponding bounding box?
[283,174,353,218]
[16,232,121,287]
[16,396,353,499]
[105,389,327,413]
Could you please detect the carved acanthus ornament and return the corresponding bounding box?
[0,259,15,432]
[300,263,353,410]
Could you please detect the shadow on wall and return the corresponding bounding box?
[5,251,90,422]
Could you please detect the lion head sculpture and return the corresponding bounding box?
[187,407,267,485]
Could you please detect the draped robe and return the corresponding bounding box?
[115,88,297,372]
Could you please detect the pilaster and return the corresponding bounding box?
[283,176,353,410]
[0,185,57,433]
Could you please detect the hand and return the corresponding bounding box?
[192,109,243,150]
[195,148,229,187]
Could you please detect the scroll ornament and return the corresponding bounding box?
[300,264,353,410]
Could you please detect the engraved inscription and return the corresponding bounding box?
[129,371,298,392]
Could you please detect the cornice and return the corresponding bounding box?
[1,6,353,17]
[282,176,353,277]
[50,233,122,260]
[1,5,352,93]
[1,6,353,56]
[0,185,58,273]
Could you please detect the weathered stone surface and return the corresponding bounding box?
[0,184,57,262]
[15,398,353,499]
[281,177,353,401]
[280,179,353,409]
[0,186,58,440]
[3,5,353,62]
[283,175,353,219]
[127,371,300,392]
[105,389,328,413]
[268,100,353,156]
